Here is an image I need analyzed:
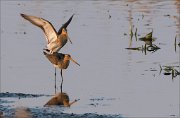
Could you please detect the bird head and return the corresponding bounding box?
[65,54,80,66]
[61,28,67,35]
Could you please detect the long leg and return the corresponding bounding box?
[60,69,63,93]
[55,68,57,94]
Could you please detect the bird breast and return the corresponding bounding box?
[57,60,70,69]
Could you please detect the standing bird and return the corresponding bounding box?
[43,49,80,93]
[21,14,74,93]
[20,13,74,54]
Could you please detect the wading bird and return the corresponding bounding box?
[21,14,75,93]
[21,13,74,54]
[43,49,80,93]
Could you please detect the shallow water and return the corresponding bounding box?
[1,0,179,117]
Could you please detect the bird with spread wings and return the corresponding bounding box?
[21,14,74,54]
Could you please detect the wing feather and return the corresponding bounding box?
[57,14,74,35]
[21,14,57,44]
[44,52,64,65]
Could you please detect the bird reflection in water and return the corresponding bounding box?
[44,92,80,107]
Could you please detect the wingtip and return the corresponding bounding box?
[72,14,75,17]
[68,14,74,20]
[20,13,25,17]
[58,14,74,34]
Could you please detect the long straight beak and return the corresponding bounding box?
[68,36,72,44]
[70,57,80,66]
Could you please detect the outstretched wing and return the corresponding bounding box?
[57,14,74,35]
[21,13,57,44]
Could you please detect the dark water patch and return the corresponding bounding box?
[164,72,171,75]
[89,103,99,107]
[30,107,123,118]
[14,31,26,35]
[0,99,14,104]
[125,47,143,51]
[90,97,104,101]
[0,92,51,98]
[0,105,16,118]
[149,68,158,71]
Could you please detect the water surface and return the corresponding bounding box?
[1,0,179,117]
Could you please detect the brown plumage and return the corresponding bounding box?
[21,14,75,94]
[21,13,74,54]
[44,92,79,107]
[43,49,80,93]
[43,49,80,69]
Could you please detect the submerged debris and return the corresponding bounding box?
[142,14,144,19]
[174,35,180,51]
[164,14,170,17]
[159,65,180,79]
[139,31,153,41]
[124,33,127,36]
[90,97,104,101]
[109,15,111,19]
[138,30,160,54]
[139,30,156,46]
[134,28,137,36]
[125,44,160,54]
[129,26,133,38]
[146,44,160,51]
[125,47,142,51]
